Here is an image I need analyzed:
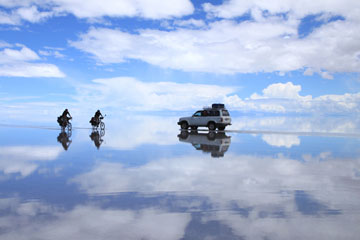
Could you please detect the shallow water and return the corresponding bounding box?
[0,116,360,240]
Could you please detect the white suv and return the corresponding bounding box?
[177,103,232,131]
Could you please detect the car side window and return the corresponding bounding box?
[201,111,209,117]
[209,110,220,116]
[221,110,229,116]
[193,111,202,117]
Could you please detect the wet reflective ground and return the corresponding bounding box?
[0,115,360,240]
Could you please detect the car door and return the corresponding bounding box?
[191,111,203,126]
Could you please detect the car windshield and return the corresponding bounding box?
[221,110,230,116]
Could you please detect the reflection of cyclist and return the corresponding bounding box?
[57,131,72,150]
[90,110,103,127]
[90,130,103,149]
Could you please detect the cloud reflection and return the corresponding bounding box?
[71,151,360,210]
[0,146,62,178]
[98,115,360,150]
[262,134,300,148]
[0,199,190,240]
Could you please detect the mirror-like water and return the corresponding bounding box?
[0,115,359,240]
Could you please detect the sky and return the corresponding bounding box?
[0,0,360,122]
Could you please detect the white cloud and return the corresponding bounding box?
[39,49,65,58]
[226,82,360,114]
[173,18,206,28]
[250,82,311,100]
[15,6,53,23]
[0,9,19,24]
[74,77,234,111]
[2,1,359,77]
[57,0,194,19]
[230,115,360,135]
[203,0,360,21]
[72,77,360,115]
[70,15,360,76]
[0,44,65,77]
[0,5,52,25]
[0,0,194,22]
[0,44,39,63]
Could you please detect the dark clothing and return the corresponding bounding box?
[90,110,103,127]
[94,110,102,119]
[58,109,71,128]
[62,109,71,119]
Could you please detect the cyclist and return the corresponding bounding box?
[58,109,72,127]
[90,110,103,127]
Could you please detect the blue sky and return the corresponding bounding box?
[0,0,360,122]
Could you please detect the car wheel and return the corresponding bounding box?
[181,122,189,129]
[179,130,189,139]
[208,122,216,131]
[218,126,225,131]
[207,132,215,140]
[191,126,198,130]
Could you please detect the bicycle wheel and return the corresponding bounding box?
[100,121,105,130]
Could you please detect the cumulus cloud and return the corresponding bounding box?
[250,82,311,100]
[0,5,53,25]
[0,43,65,77]
[2,1,359,77]
[203,0,360,21]
[73,77,359,115]
[70,15,360,76]
[0,0,194,23]
[1,75,358,120]
[74,77,234,111]
[230,115,360,135]
[225,82,360,114]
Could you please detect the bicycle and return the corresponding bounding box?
[58,116,72,132]
[90,116,105,130]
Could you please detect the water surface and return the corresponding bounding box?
[0,115,359,239]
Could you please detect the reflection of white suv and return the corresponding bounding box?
[178,131,231,158]
[177,103,232,130]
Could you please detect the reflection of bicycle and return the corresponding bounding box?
[90,116,105,130]
[90,129,105,149]
[58,116,72,132]
[57,131,72,151]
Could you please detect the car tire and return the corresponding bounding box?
[191,126,198,130]
[218,126,225,131]
[208,122,216,131]
[207,132,215,140]
[179,130,189,139]
[181,122,189,129]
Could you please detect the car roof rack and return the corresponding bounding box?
[212,103,225,109]
[203,103,226,110]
